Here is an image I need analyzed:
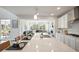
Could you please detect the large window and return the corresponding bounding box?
[19,20,52,33]
[0,19,11,40]
[31,24,46,31]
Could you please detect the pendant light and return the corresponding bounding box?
[34,8,39,20]
[34,14,37,20]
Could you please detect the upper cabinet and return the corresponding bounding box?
[68,7,79,28]
[68,7,79,22]
[67,9,75,22]
[58,7,79,29]
[58,14,68,28]
[74,7,79,20]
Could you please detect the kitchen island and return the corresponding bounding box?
[3,33,76,52]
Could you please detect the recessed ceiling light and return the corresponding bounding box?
[50,13,54,16]
[57,7,61,10]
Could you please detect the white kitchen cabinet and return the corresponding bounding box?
[59,35,61,41]
[64,35,76,49]
[68,7,79,22]
[56,33,65,43]
[64,15,68,28]
[64,36,70,46]
[75,38,79,51]
[56,33,77,50]
[56,33,76,49]
[58,14,68,28]
[56,33,61,41]
[69,36,76,49]
[60,34,65,43]
[68,9,75,22]
[58,18,61,28]
[68,7,79,28]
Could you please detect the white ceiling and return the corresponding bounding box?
[0,8,17,19]
[1,6,75,19]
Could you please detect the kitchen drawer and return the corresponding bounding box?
[64,36,70,46]
[69,36,76,49]
[59,35,64,43]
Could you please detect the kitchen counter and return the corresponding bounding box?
[0,41,10,51]
[3,33,76,52]
[67,34,79,37]
[56,32,79,51]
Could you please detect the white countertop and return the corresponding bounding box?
[3,33,76,52]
